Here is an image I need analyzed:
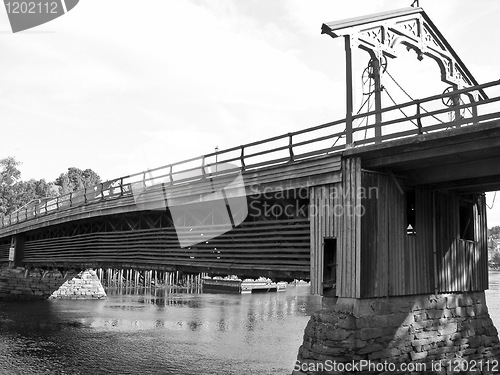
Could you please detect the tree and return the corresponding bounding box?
[489,226,500,238]
[0,156,22,216]
[0,158,101,218]
[489,252,500,270]
[0,157,65,217]
[0,156,21,186]
[55,167,101,195]
[14,179,58,207]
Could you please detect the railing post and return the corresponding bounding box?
[56,196,60,209]
[169,165,174,185]
[120,178,124,196]
[201,156,207,178]
[345,35,354,146]
[84,187,88,204]
[69,192,73,207]
[416,101,423,134]
[466,92,479,126]
[240,146,246,171]
[100,183,104,201]
[44,201,48,214]
[452,84,461,128]
[471,99,478,125]
[288,133,294,162]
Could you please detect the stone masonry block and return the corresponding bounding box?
[410,351,428,361]
[360,327,383,341]
[326,329,351,341]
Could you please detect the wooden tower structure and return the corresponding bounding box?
[296,7,500,371]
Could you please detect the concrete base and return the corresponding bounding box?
[293,292,500,374]
[0,267,106,300]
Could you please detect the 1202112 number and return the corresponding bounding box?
[5,1,58,14]
[446,359,499,372]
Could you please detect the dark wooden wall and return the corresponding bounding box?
[309,183,341,295]
[339,158,362,298]
[309,158,362,297]
[434,192,488,292]
[0,242,10,261]
[360,173,433,297]
[360,170,488,298]
[0,218,310,280]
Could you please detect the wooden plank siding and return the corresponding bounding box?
[414,188,433,294]
[19,219,310,278]
[479,195,489,289]
[434,191,458,293]
[0,243,10,262]
[309,183,342,295]
[309,157,362,297]
[339,158,362,298]
[360,170,487,298]
[360,171,407,297]
[434,193,487,293]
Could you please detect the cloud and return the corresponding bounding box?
[0,0,344,181]
[2,0,498,196]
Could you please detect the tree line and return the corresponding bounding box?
[0,156,100,218]
[489,226,500,238]
[489,226,500,270]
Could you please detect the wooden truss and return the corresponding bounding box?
[322,7,481,89]
[322,7,485,144]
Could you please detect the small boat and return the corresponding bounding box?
[202,277,287,294]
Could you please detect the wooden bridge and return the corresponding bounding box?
[1,78,499,286]
[1,6,499,297]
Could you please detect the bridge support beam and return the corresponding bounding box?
[293,292,500,374]
[0,266,106,300]
[9,234,25,267]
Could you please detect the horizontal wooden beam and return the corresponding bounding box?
[345,120,500,165]
[408,156,500,185]
[362,129,500,170]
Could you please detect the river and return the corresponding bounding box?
[1,273,500,375]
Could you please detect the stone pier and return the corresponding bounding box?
[293,293,500,374]
[0,267,106,300]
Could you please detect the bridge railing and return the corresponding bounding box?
[2,79,500,229]
[349,79,500,145]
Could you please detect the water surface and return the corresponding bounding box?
[0,285,320,375]
[1,273,500,375]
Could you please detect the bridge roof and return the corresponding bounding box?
[322,7,483,95]
[322,7,423,33]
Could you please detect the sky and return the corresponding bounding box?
[1,0,500,224]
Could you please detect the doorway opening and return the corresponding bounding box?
[323,238,337,296]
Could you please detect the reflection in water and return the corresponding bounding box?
[0,284,319,375]
[3,274,498,375]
